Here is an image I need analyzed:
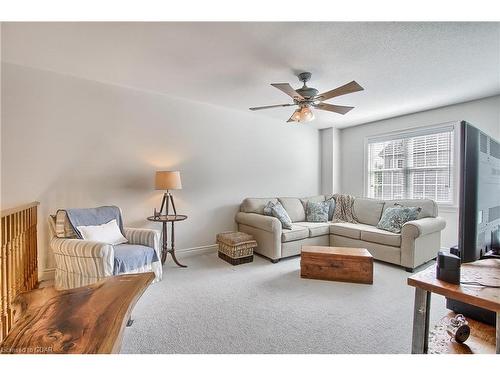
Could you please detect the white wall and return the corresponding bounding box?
[338,95,500,249]
[3,59,498,277]
[319,127,341,195]
[1,63,321,276]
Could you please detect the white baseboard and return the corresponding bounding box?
[176,243,218,254]
[39,268,55,281]
[37,244,218,281]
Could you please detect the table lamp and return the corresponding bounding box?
[155,171,182,216]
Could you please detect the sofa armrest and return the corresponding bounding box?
[50,238,114,277]
[124,227,161,250]
[124,227,162,274]
[50,238,113,258]
[402,216,447,239]
[235,212,282,234]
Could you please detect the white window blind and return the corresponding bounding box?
[366,125,455,204]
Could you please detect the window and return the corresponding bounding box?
[366,124,455,204]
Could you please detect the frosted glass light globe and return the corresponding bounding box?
[299,106,315,122]
[290,109,301,122]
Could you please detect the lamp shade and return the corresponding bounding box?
[155,171,182,190]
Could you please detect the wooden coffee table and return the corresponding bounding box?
[301,246,373,284]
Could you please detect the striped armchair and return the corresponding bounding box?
[48,209,162,289]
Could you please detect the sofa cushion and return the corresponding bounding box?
[329,222,362,239]
[77,219,128,246]
[241,198,278,214]
[263,201,287,217]
[305,201,329,222]
[295,222,330,237]
[271,204,293,230]
[300,195,325,208]
[377,205,422,233]
[278,197,306,222]
[353,198,385,226]
[360,226,402,247]
[330,235,401,265]
[383,199,437,219]
[325,196,336,221]
[113,244,157,275]
[281,225,309,242]
[54,210,77,238]
[263,201,276,216]
[329,222,384,240]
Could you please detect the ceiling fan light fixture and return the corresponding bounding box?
[249,72,363,124]
[299,106,314,122]
[290,109,302,122]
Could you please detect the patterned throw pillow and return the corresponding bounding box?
[54,210,77,238]
[271,203,293,230]
[263,201,275,216]
[377,205,422,233]
[325,197,336,221]
[306,201,329,222]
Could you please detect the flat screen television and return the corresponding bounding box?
[458,121,500,262]
[447,121,500,325]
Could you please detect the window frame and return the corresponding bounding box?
[363,121,460,209]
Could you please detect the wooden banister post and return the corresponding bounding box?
[0,201,40,342]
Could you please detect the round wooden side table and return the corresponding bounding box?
[147,214,188,267]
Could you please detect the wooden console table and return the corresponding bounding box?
[408,259,499,354]
[0,273,154,354]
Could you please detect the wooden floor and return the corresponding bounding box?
[428,312,496,354]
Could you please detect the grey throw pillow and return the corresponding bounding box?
[306,201,329,222]
[325,197,336,221]
[263,201,275,216]
[377,205,422,233]
[271,204,293,230]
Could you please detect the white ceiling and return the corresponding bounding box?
[2,22,499,129]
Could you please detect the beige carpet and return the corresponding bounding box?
[121,250,447,353]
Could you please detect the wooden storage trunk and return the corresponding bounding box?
[301,246,373,284]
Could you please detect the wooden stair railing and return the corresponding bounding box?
[0,201,40,342]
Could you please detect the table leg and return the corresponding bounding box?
[168,221,187,268]
[411,287,431,354]
[496,312,499,354]
[161,222,168,264]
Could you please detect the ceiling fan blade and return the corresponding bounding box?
[286,109,300,123]
[314,103,354,115]
[270,83,304,100]
[249,103,295,111]
[316,81,364,101]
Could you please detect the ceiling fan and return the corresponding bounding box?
[249,72,364,123]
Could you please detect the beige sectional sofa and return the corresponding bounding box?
[235,196,446,271]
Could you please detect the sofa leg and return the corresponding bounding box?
[405,267,414,273]
[271,259,280,264]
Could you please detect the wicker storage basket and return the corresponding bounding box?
[216,231,257,265]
